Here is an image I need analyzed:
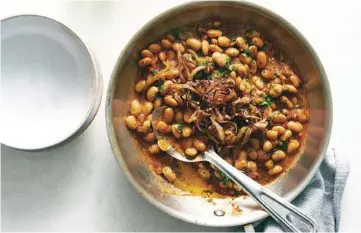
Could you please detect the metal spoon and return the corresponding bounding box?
[152,107,316,232]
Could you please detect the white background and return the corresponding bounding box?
[1,0,361,231]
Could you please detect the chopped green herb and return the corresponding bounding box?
[236,119,248,127]
[243,50,253,57]
[219,69,227,76]
[226,56,231,64]
[225,58,232,71]
[197,51,204,57]
[205,73,212,80]
[155,92,162,99]
[167,28,182,40]
[176,123,184,131]
[263,41,269,49]
[279,141,288,151]
[247,29,254,35]
[260,95,273,107]
[194,70,212,80]
[199,61,207,66]
[153,80,163,88]
[151,70,158,75]
[219,171,231,185]
[223,177,231,185]
[273,73,279,78]
[159,84,164,91]
[241,52,249,57]
[217,67,231,77]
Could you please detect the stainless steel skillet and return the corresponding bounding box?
[105,1,332,228]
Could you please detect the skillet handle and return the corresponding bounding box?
[204,149,317,233]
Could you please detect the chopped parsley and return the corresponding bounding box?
[167,28,182,40]
[194,70,212,80]
[279,141,288,151]
[197,51,204,57]
[236,119,248,127]
[153,80,163,88]
[260,95,273,107]
[199,61,207,66]
[213,57,232,72]
[243,50,253,57]
[151,70,158,75]
[159,84,164,91]
[219,171,231,185]
[241,52,250,57]
[216,66,231,77]
[167,28,192,40]
[273,73,279,78]
[226,57,231,66]
[247,29,254,35]
[155,92,162,99]
[176,123,184,131]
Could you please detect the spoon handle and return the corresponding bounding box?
[204,150,317,233]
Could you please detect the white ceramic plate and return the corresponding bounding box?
[1,15,102,150]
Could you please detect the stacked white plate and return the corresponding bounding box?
[1,15,102,150]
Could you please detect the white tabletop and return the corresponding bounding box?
[1,0,360,231]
